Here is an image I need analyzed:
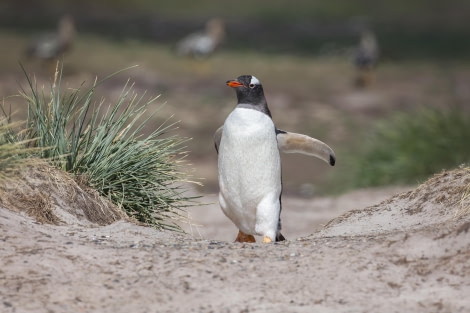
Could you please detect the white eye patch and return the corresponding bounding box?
[250,76,260,85]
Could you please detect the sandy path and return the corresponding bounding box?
[179,187,409,242]
[2,174,469,313]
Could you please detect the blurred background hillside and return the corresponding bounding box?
[2,0,470,59]
[1,0,469,196]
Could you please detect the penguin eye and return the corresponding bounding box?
[249,83,255,88]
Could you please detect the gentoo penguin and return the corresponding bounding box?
[216,75,335,243]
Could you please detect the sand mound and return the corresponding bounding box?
[319,167,470,237]
[0,161,127,226]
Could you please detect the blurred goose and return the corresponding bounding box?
[26,15,75,61]
[176,18,225,59]
[353,30,379,87]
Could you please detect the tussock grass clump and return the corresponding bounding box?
[0,118,39,183]
[4,64,198,230]
[352,107,470,188]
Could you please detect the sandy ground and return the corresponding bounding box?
[178,187,409,242]
[1,165,470,313]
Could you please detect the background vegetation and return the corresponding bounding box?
[343,107,470,189]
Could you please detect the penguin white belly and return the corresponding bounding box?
[218,108,282,239]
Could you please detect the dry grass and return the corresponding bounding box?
[0,117,40,183]
[21,190,58,224]
[456,167,470,218]
[0,161,127,225]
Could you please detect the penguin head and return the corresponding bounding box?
[226,75,271,116]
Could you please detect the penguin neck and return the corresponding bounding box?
[236,101,272,118]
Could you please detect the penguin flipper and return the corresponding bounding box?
[276,130,336,166]
[214,125,223,154]
[215,126,336,165]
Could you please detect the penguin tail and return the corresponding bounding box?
[276,233,286,242]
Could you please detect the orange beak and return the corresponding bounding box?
[226,80,244,88]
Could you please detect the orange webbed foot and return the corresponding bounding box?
[262,236,273,243]
[235,230,256,243]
